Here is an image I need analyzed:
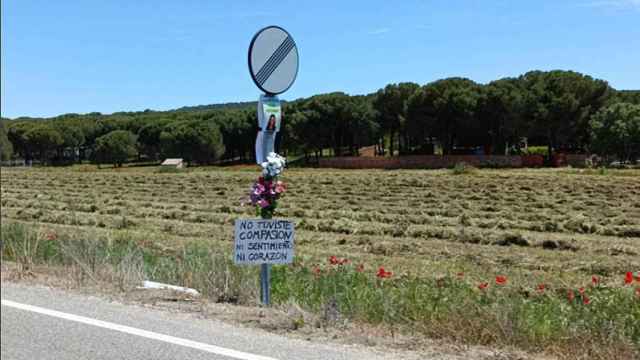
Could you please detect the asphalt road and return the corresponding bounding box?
[1,282,414,360]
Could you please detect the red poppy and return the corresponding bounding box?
[495,276,507,285]
[355,264,364,273]
[567,290,575,303]
[478,282,489,290]
[456,272,464,278]
[329,256,339,265]
[537,284,545,293]
[376,266,392,279]
[583,295,591,305]
[592,276,599,286]
[339,258,350,265]
[312,266,321,276]
[625,272,633,285]
[578,287,585,294]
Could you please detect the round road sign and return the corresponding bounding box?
[248,26,299,95]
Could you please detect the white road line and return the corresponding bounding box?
[1,299,278,360]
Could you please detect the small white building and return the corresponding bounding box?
[161,158,184,169]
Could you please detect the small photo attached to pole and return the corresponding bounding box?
[255,94,282,164]
[247,25,299,306]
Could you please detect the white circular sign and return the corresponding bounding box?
[248,26,299,95]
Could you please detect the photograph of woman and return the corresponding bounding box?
[266,114,277,131]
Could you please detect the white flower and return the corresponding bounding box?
[261,152,286,178]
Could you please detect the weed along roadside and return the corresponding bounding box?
[2,170,640,357]
[2,169,640,360]
[2,221,639,359]
[1,164,640,359]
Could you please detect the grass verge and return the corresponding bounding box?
[2,222,638,359]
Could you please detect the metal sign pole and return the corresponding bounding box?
[246,25,299,307]
[259,198,273,306]
[260,263,271,305]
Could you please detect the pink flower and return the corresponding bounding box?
[275,181,286,194]
[257,199,270,208]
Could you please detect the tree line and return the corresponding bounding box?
[1,70,639,166]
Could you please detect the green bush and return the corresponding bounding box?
[451,162,476,175]
[523,146,549,156]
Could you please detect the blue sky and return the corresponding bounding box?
[2,0,639,118]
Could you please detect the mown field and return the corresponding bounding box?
[2,167,639,285]
[1,166,639,358]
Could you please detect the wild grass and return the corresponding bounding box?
[2,222,638,359]
[1,222,258,302]
[1,167,639,359]
[275,260,639,356]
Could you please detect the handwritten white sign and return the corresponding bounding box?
[234,219,294,265]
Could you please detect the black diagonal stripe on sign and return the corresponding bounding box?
[255,36,293,84]
[257,39,294,86]
[256,37,294,85]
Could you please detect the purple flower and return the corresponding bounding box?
[250,192,260,205]
[253,183,265,195]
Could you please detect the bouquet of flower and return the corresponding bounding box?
[249,152,287,218]
[260,152,286,178]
